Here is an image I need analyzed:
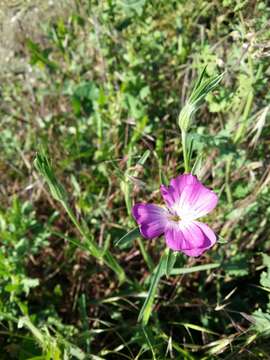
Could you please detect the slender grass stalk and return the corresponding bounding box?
[61,202,102,258]
[125,145,155,270]
[225,57,254,206]
[142,326,157,360]
[171,262,220,275]
[225,155,233,207]
[178,68,223,173]
[224,14,254,206]
[137,237,155,271]
[181,130,190,173]
[234,90,254,144]
[124,145,133,216]
[225,91,253,206]
[34,150,126,284]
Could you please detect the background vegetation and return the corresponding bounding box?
[1,0,270,358]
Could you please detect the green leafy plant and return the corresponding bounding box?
[0,0,270,358]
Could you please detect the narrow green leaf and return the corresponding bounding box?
[165,248,178,277]
[138,251,168,325]
[142,326,157,360]
[160,170,168,186]
[18,316,44,345]
[34,149,66,202]
[217,235,228,244]
[191,153,203,176]
[137,149,151,166]
[171,322,219,335]
[171,263,220,275]
[110,161,126,182]
[137,237,155,271]
[193,65,207,91]
[160,331,195,359]
[206,338,232,355]
[139,259,220,324]
[190,72,224,105]
[26,39,58,71]
[114,227,141,247]
[35,148,126,283]
[179,69,224,133]
[103,251,126,284]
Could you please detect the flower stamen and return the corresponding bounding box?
[169,214,181,222]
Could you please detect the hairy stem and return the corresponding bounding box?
[182,130,190,173]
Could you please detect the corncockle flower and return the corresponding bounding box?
[132,174,218,257]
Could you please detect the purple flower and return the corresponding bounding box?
[132,174,218,257]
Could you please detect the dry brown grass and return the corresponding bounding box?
[0,0,75,73]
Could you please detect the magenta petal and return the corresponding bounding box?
[164,220,216,257]
[183,222,216,256]
[178,181,218,220]
[181,247,207,257]
[160,184,176,207]
[160,174,199,208]
[132,203,168,239]
[193,221,216,245]
[170,174,199,195]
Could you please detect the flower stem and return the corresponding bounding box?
[225,156,233,208]
[62,202,102,257]
[182,130,190,173]
[62,202,126,283]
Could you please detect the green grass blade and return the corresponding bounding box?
[137,149,151,166]
[179,69,224,133]
[142,326,157,360]
[171,263,220,275]
[165,249,178,278]
[138,251,167,325]
[35,149,126,283]
[192,65,207,92]
[103,251,126,285]
[190,72,224,105]
[114,227,141,247]
[170,322,219,335]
